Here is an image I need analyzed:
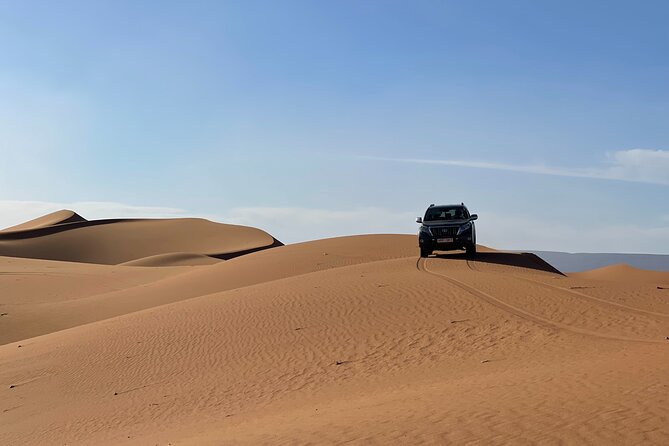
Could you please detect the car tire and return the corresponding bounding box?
[420,248,432,258]
[466,244,476,256]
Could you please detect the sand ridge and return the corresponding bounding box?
[0,234,419,345]
[120,252,223,267]
[0,210,281,264]
[0,210,86,232]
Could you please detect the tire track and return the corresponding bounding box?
[467,258,669,319]
[416,257,667,345]
[520,275,669,319]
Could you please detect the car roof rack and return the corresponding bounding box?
[429,203,435,207]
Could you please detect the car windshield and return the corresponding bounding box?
[424,206,469,222]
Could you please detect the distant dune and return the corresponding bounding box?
[0,209,86,232]
[532,250,669,272]
[1,211,668,445]
[573,263,669,283]
[0,210,281,264]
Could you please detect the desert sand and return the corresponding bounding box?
[0,210,280,264]
[1,211,668,445]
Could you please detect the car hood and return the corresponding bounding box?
[423,219,471,227]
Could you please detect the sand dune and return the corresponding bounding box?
[1,213,668,445]
[532,250,669,272]
[573,263,669,284]
[0,210,281,264]
[0,209,86,232]
[0,255,195,345]
[0,235,418,344]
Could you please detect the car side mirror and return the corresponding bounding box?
[416,217,423,224]
[470,214,478,221]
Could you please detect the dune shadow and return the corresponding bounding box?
[431,251,564,276]
[0,218,139,240]
[210,238,284,260]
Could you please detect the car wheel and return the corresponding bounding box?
[420,248,432,258]
[466,244,476,256]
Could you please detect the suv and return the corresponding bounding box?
[416,203,478,258]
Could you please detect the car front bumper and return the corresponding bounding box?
[418,234,473,251]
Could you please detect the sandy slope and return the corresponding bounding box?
[0,211,280,264]
[0,235,417,345]
[1,218,668,444]
[573,263,669,283]
[0,210,86,232]
[0,255,195,345]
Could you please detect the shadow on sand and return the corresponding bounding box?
[431,251,564,276]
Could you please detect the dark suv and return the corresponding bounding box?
[416,203,478,257]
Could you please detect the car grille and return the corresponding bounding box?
[431,226,458,236]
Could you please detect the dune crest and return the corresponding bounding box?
[120,252,222,267]
[0,209,86,232]
[0,212,281,265]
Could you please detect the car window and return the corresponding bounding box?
[424,206,469,221]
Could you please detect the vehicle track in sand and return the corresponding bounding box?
[466,257,669,319]
[417,257,668,345]
[465,258,478,272]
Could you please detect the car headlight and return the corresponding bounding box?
[457,222,471,235]
[419,225,432,236]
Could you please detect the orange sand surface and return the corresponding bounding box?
[1,212,668,445]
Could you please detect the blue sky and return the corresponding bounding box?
[1,0,668,252]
